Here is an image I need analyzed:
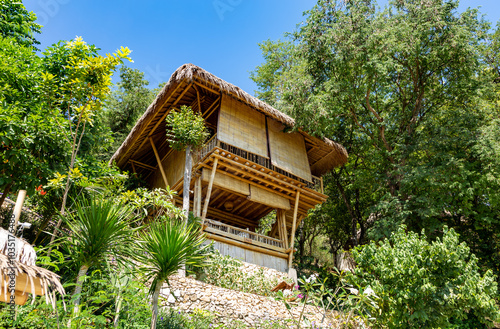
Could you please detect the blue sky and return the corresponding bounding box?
[24,0,500,97]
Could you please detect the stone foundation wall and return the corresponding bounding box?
[160,274,335,328]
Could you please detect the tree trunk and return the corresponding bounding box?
[0,182,13,225]
[50,121,87,248]
[73,265,89,315]
[113,288,123,327]
[150,283,162,329]
[183,145,192,221]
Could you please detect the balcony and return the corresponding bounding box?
[203,219,289,260]
[193,134,324,194]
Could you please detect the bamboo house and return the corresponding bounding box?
[111,64,348,273]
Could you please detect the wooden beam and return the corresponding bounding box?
[288,191,300,268]
[204,232,288,259]
[201,158,218,223]
[202,95,221,119]
[130,161,136,174]
[149,137,169,187]
[174,196,256,228]
[129,159,156,171]
[212,153,326,203]
[194,80,220,96]
[193,85,202,113]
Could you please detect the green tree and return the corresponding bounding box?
[43,37,132,245]
[104,66,156,158]
[138,219,209,329]
[0,0,40,48]
[0,36,69,209]
[165,105,208,219]
[251,0,500,275]
[349,226,500,328]
[63,197,139,318]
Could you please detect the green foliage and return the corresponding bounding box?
[251,0,500,283]
[0,0,41,48]
[0,37,69,195]
[104,66,156,158]
[165,105,209,151]
[348,225,500,328]
[274,272,376,329]
[63,197,140,270]
[0,268,152,328]
[138,219,209,295]
[201,250,291,296]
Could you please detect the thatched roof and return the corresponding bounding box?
[0,228,65,306]
[110,64,348,175]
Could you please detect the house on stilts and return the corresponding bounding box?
[110,64,348,275]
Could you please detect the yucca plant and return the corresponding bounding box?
[138,219,210,329]
[63,197,140,317]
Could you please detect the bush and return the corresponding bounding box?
[349,225,500,328]
[201,250,291,296]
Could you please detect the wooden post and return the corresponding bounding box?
[196,175,202,217]
[149,137,169,187]
[288,191,300,268]
[201,158,218,223]
[280,210,288,249]
[12,190,27,233]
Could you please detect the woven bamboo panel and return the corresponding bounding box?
[201,168,250,196]
[267,118,312,182]
[248,185,291,210]
[218,95,268,158]
[165,149,185,187]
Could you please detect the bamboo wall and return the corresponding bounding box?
[208,240,288,273]
[218,95,268,158]
[267,118,312,182]
[151,149,186,188]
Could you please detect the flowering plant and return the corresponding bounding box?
[274,269,378,328]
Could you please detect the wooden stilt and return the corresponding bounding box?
[149,137,169,187]
[201,158,218,223]
[288,191,300,268]
[280,209,288,249]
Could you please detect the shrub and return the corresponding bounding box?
[201,250,291,296]
[348,225,500,328]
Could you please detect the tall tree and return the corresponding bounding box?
[104,66,156,158]
[0,37,69,209]
[44,37,132,245]
[165,105,208,220]
[0,0,40,48]
[252,0,500,273]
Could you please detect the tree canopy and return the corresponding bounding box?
[252,0,500,277]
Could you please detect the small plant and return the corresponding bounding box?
[274,272,377,328]
[202,250,291,296]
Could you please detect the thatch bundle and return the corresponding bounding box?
[0,228,65,306]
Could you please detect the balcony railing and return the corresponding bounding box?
[193,134,324,193]
[204,219,285,250]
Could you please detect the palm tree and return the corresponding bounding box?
[138,219,209,329]
[63,197,139,318]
